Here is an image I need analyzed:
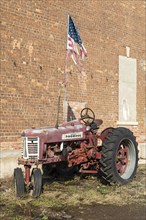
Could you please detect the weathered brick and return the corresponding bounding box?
[0,0,145,149]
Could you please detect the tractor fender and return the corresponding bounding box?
[100,127,114,142]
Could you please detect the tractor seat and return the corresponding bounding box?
[90,119,103,130]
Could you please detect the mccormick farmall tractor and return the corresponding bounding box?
[14,108,138,197]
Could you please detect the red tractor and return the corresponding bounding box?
[14,108,138,197]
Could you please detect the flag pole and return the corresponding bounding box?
[63,15,69,122]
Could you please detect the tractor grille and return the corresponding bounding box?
[22,137,39,160]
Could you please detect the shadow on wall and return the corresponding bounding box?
[67,104,76,121]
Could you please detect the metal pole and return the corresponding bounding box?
[63,15,70,122]
[63,56,68,122]
[55,84,61,128]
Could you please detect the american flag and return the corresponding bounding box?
[66,16,87,69]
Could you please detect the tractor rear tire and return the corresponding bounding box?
[31,168,42,197]
[14,168,25,197]
[99,127,138,185]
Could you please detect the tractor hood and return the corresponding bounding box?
[21,120,87,143]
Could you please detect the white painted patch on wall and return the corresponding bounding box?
[122,99,130,121]
[138,143,146,159]
[118,55,137,124]
[126,46,130,58]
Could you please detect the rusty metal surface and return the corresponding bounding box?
[18,109,115,186]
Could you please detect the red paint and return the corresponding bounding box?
[24,165,31,184]
[18,108,113,187]
[116,145,128,175]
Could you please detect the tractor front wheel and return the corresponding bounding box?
[31,168,42,197]
[100,127,138,184]
[14,168,25,197]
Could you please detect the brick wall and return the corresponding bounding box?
[1,0,145,150]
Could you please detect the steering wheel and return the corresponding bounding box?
[80,108,95,125]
